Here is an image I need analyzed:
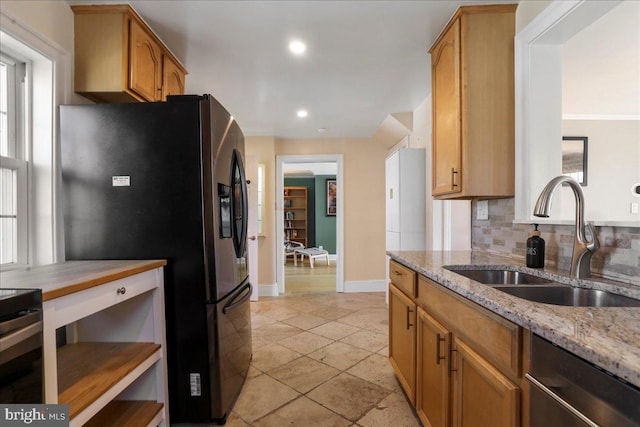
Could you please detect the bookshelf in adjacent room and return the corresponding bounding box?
[284,186,308,247]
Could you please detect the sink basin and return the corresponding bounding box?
[493,285,640,307]
[446,268,552,285]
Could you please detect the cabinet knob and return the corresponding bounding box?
[117,287,126,295]
[451,168,459,189]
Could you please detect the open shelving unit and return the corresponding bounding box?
[284,186,308,247]
[5,261,171,427]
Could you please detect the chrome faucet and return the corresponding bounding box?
[533,175,600,279]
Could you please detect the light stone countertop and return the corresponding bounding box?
[387,250,640,388]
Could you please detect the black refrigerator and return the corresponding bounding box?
[60,95,252,424]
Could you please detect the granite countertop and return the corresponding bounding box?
[387,250,640,388]
[0,260,167,301]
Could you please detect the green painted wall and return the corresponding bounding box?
[284,178,316,247]
[314,175,336,253]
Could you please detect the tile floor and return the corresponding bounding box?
[226,291,421,426]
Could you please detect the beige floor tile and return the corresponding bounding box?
[338,308,389,332]
[267,356,340,393]
[306,373,391,422]
[310,305,354,320]
[233,374,300,423]
[253,396,351,427]
[307,341,372,371]
[260,306,301,321]
[377,346,389,357]
[225,411,250,427]
[356,392,420,427]
[282,313,329,330]
[252,313,279,329]
[339,329,388,353]
[281,299,326,313]
[309,321,361,340]
[253,322,303,342]
[347,354,401,393]
[252,335,272,350]
[247,365,262,379]
[278,331,334,355]
[251,343,302,372]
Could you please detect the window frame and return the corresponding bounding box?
[0,51,28,268]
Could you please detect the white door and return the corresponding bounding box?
[246,155,259,301]
[386,152,400,233]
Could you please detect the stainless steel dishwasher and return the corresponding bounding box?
[527,334,640,427]
[0,289,43,403]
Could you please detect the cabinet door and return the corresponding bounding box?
[389,284,417,404]
[431,19,461,196]
[452,338,519,427]
[417,308,452,427]
[162,55,185,100]
[129,19,162,101]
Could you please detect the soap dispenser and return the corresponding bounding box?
[526,224,545,268]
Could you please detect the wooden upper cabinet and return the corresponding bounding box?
[162,55,186,100]
[429,5,517,199]
[72,4,187,103]
[431,19,461,197]
[129,19,163,102]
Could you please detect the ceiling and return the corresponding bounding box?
[68,0,517,138]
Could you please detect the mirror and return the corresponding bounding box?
[515,0,640,226]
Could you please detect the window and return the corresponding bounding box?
[0,53,27,266]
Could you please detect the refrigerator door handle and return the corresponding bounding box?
[222,282,253,314]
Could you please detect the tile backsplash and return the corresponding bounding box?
[472,198,640,286]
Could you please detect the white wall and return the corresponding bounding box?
[562,1,639,118]
[560,120,640,222]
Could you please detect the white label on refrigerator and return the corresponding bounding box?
[112,176,131,187]
[189,373,202,396]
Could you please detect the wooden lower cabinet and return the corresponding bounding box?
[453,338,519,427]
[389,283,417,404]
[417,308,451,427]
[389,262,523,427]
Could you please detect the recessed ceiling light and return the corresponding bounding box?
[317,128,327,133]
[297,109,308,118]
[289,40,306,55]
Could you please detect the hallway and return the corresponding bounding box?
[226,291,420,426]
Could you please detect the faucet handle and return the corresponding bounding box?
[585,222,600,252]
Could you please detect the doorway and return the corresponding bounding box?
[276,155,344,294]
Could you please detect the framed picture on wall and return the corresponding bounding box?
[326,179,337,216]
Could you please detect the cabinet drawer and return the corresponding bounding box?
[389,260,417,298]
[418,275,521,379]
[51,269,161,329]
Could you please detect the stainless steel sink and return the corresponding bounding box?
[493,285,640,307]
[446,268,552,285]
[445,267,640,307]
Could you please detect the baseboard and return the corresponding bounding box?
[343,280,386,293]
[258,283,279,297]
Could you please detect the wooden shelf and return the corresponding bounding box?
[58,342,161,421]
[284,186,308,247]
[84,400,163,427]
